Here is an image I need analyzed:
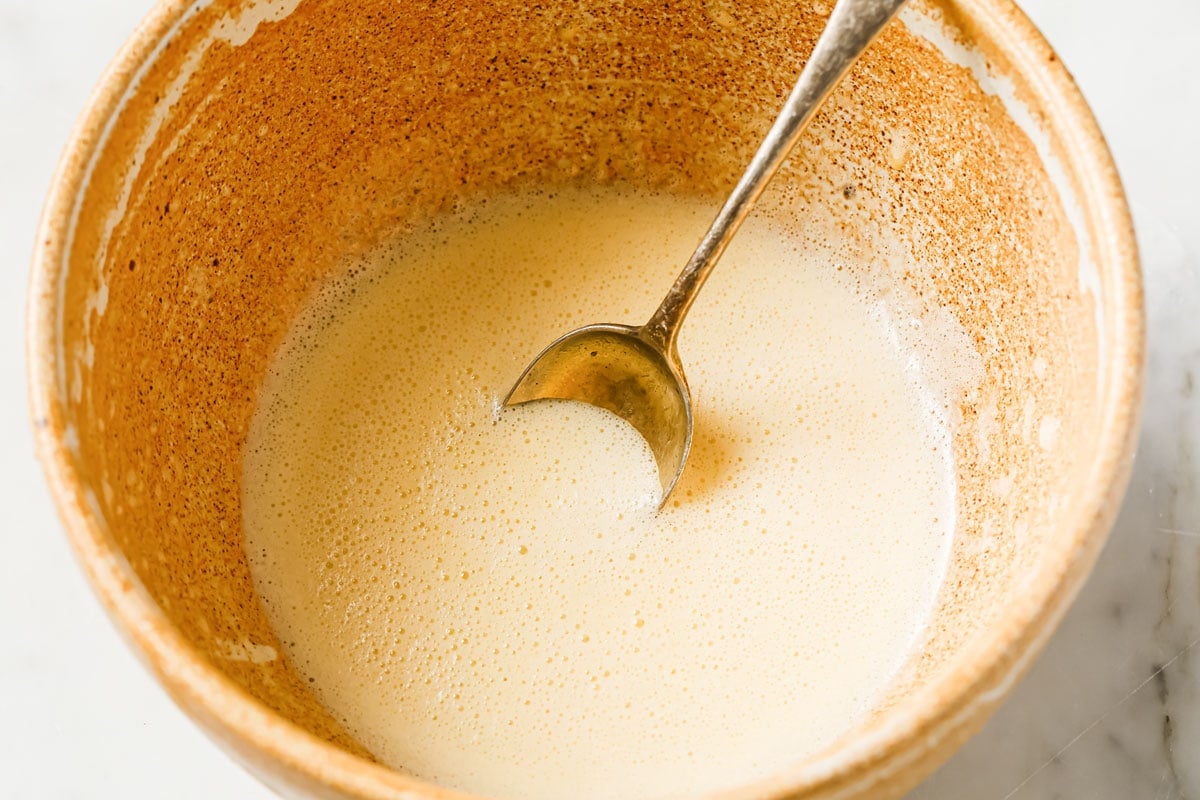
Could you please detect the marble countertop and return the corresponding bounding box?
[1,0,1197,797]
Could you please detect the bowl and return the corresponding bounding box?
[28,0,1142,797]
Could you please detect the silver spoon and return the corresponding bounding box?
[505,0,908,504]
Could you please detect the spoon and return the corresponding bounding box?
[505,0,908,504]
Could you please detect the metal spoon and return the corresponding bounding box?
[505,0,908,504]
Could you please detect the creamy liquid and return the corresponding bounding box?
[243,187,956,800]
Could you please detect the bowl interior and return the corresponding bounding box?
[35,0,1133,795]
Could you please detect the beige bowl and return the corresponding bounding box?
[28,0,1142,797]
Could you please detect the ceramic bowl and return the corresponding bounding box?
[28,0,1142,797]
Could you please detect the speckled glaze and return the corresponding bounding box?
[27,1,1141,798]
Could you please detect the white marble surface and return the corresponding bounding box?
[1,1,1197,798]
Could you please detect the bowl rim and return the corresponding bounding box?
[26,0,1143,797]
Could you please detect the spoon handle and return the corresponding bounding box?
[641,0,908,351]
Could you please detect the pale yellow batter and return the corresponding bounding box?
[243,187,958,799]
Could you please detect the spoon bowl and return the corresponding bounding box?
[506,324,692,499]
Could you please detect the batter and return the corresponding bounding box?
[243,187,959,799]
